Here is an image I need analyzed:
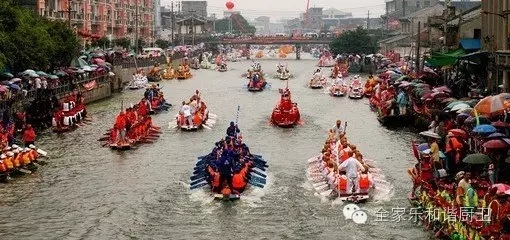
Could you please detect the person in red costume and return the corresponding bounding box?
[22,124,36,147]
[114,111,127,145]
[279,88,292,110]
[54,107,65,129]
[137,98,149,117]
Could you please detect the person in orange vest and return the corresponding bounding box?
[232,168,247,193]
[22,124,36,147]
[21,148,32,166]
[358,170,373,194]
[28,144,38,161]
[336,171,348,196]
[0,154,7,176]
[114,111,127,145]
[445,132,465,174]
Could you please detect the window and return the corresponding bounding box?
[424,1,430,7]
[416,1,420,8]
[473,29,481,39]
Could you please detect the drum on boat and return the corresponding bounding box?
[63,116,72,126]
[62,102,70,112]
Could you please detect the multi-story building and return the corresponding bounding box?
[322,8,353,30]
[36,0,154,41]
[481,0,510,92]
[181,1,206,17]
[301,7,324,32]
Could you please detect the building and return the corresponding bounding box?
[302,7,324,32]
[181,1,207,17]
[36,0,154,41]
[283,18,302,34]
[481,0,510,92]
[322,8,353,30]
[154,0,161,37]
[252,16,270,34]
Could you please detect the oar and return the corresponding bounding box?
[98,137,109,141]
[248,179,264,188]
[191,177,207,186]
[190,181,208,190]
[249,175,266,184]
[250,168,267,178]
[17,168,31,174]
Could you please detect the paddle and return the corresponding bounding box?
[17,168,31,174]
[190,181,208,190]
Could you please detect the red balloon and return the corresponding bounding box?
[226,1,234,10]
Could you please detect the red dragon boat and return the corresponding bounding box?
[348,77,364,99]
[270,88,300,128]
[52,92,87,133]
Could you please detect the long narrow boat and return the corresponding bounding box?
[306,133,391,203]
[270,88,300,128]
[189,126,268,201]
[0,145,49,182]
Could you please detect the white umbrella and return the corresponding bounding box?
[419,131,441,139]
[450,103,471,112]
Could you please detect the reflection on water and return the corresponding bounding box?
[0,54,430,239]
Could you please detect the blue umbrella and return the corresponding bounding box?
[472,124,497,134]
[421,149,447,158]
[487,132,507,139]
[417,143,429,152]
[35,71,48,77]
[7,84,20,91]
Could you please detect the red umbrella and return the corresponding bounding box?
[482,139,509,149]
[448,129,468,139]
[491,183,510,194]
[492,120,510,128]
[431,92,449,99]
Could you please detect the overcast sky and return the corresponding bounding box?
[160,0,386,21]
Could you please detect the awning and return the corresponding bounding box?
[426,49,466,67]
[459,38,481,51]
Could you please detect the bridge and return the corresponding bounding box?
[205,36,335,60]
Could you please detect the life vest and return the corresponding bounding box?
[0,161,6,172]
[22,153,31,165]
[29,149,37,161]
[10,156,19,168]
[359,174,370,189]
[337,175,348,191]
[4,157,13,169]
[464,187,479,208]
[232,173,245,189]
[14,154,22,166]
[211,171,220,188]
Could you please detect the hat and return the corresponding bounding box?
[23,148,29,152]
[11,144,18,149]
[11,149,18,154]
[29,144,35,149]
[17,147,22,152]
[3,146,11,151]
[0,154,5,159]
[456,171,465,180]
[6,152,13,157]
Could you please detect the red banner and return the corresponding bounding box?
[82,80,97,91]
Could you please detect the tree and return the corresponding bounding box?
[155,39,170,49]
[114,38,131,50]
[330,26,378,55]
[0,0,79,73]
[91,37,111,48]
[214,14,256,34]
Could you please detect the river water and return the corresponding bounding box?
[0,54,433,240]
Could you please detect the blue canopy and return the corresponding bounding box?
[459,38,481,51]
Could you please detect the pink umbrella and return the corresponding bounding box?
[0,85,7,92]
[432,86,452,93]
[491,183,510,194]
[482,139,509,149]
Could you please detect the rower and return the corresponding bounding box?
[226,122,240,138]
[114,111,127,145]
[332,120,344,141]
[179,101,192,128]
[358,170,373,194]
[0,154,7,175]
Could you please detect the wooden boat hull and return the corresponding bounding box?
[271,110,300,128]
[377,114,412,127]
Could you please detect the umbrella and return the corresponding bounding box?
[457,113,470,119]
[55,71,67,77]
[416,143,429,152]
[448,129,468,139]
[419,131,441,139]
[76,69,85,74]
[7,84,20,91]
[1,72,13,78]
[9,78,21,83]
[432,86,452,93]
[28,73,39,78]
[22,69,35,75]
[482,139,509,149]
[463,153,492,164]
[446,101,466,109]
[48,75,59,80]
[465,99,480,107]
[472,124,497,134]
[487,132,507,139]
[35,71,48,77]
[432,92,449,99]
[0,85,8,92]
[492,121,510,128]
[491,184,510,194]
[441,98,457,104]
[70,57,89,68]
[421,149,447,158]
[474,96,506,117]
[457,108,473,114]
[450,103,471,112]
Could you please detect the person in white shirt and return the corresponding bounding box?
[179,101,192,128]
[332,120,344,140]
[35,78,42,89]
[339,151,366,194]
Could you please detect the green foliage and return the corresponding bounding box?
[114,38,131,50]
[155,39,170,49]
[91,37,111,48]
[214,14,256,34]
[0,0,79,73]
[330,26,379,55]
